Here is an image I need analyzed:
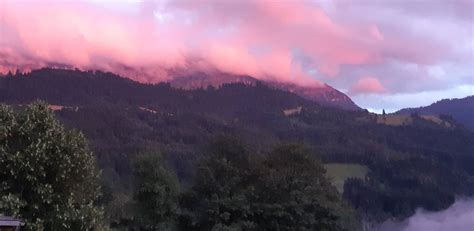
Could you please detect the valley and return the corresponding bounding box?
[1,68,473,229]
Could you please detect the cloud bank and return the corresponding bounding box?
[0,0,472,110]
[349,76,387,95]
[377,198,474,231]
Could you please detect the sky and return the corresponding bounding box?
[0,0,472,112]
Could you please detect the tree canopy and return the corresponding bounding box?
[0,102,103,230]
[132,151,180,230]
[2,69,474,228]
[254,144,360,231]
[180,136,359,231]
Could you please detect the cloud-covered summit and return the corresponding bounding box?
[1,0,472,111]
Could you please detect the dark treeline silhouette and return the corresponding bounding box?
[1,68,474,228]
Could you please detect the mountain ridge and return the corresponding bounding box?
[2,67,474,225]
[169,72,361,110]
[396,96,474,130]
[1,67,360,110]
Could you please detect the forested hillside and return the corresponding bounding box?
[397,96,474,130]
[1,68,474,228]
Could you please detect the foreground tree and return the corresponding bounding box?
[179,135,258,230]
[133,151,180,230]
[254,144,360,231]
[180,136,360,231]
[0,102,103,230]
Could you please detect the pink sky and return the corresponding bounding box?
[0,0,472,111]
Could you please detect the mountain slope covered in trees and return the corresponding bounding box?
[1,68,474,228]
[396,96,474,130]
[169,72,360,110]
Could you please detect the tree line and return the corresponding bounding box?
[2,69,474,228]
[0,102,359,230]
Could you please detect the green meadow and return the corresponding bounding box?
[325,163,369,193]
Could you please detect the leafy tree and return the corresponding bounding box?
[180,137,359,231]
[4,68,474,225]
[133,151,180,230]
[253,144,360,231]
[0,102,103,230]
[179,135,257,230]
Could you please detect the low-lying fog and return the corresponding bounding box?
[374,198,474,231]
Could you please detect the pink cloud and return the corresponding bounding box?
[0,0,470,93]
[350,76,387,95]
[369,25,384,41]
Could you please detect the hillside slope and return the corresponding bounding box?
[170,72,361,110]
[397,96,474,130]
[1,68,474,223]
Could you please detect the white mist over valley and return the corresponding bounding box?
[375,199,474,231]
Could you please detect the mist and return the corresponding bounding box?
[375,198,474,231]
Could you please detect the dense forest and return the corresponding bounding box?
[1,68,474,230]
[0,102,359,231]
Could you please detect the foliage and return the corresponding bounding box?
[253,144,360,231]
[343,153,472,221]
[132,151,180,230]
[0,102,103,230]
[179,135,257,230]
[2,68,474,226]
[180,137,359,231]
[397,96,474,130]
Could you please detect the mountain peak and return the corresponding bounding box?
[169,73,360,111]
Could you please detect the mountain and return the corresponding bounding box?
[396,96,474,130]
[2,67,360,111]
[169,72,361,110]
[266,81,359,111]
[1,68,474,224]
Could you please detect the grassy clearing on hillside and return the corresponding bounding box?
[325,164,368,193]
[376,114,412,126]
[420,115,452,127]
